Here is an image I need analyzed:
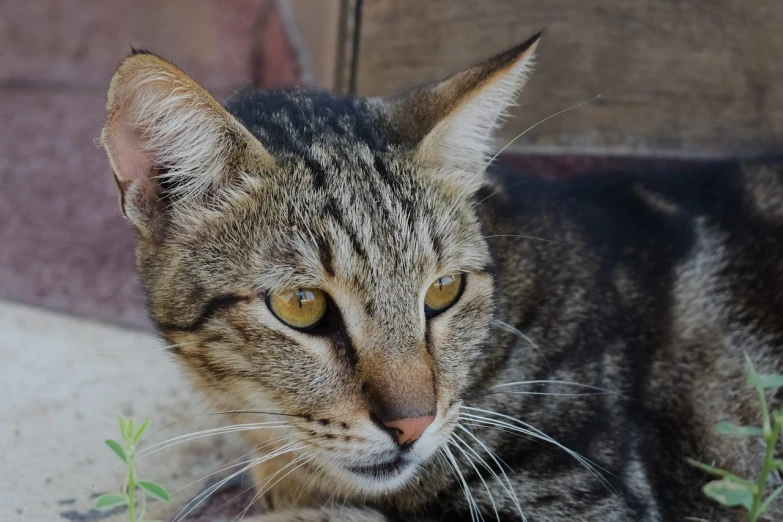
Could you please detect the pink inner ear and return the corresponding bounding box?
[107,109,155,187]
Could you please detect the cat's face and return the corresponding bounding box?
[102,36,538,494]
[143,147,495,493]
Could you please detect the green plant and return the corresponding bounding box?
[95,415,171,522]
[689,355,783,521]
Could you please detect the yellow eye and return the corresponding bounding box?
[424,273,464,317]
[267,288,328,330]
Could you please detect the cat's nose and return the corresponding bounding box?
[382,415,435,446]
[360,348,437,446]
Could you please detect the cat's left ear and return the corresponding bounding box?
[388,32,541,190]
[101,51,274,235]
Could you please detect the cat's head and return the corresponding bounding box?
[102,34,539,495]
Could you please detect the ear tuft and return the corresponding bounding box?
[129,46,153,56]
[388,32,541,191]
[104,53,233,201]
[101,52,272,230]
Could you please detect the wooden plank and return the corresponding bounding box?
[287,0,342,89]
[350,0,783,157]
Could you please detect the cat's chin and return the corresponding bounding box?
[326,455,422,496]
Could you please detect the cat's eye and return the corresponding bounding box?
[424,273,464,318]
[267,288,328,330]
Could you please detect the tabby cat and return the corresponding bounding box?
[101,32,783,521]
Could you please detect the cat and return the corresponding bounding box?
[100,31,783,521]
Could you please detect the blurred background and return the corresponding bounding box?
[1,1,782,521]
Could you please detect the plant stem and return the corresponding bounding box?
[126,445,137,522]
[749,417,782,521]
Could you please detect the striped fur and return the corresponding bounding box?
[102,34,783,521]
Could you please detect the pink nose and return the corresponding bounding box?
[382,415,436,445]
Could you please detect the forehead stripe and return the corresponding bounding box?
[303,155,327,190]
[157,293,248,332]
[324,199,370,267]
[316,235,335,277]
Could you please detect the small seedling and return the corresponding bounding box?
[95,415,171,522]
[689,355,783,521]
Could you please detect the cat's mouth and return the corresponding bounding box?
[345,455,410,478]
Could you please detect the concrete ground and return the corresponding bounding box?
[0,300,262,522]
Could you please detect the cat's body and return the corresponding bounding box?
[100,34,783,521]
[460,162,783,521]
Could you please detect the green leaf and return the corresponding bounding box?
[125,418,134,443]
[751,374,783,389]
[138,481,170,502]
[104,439,127,463]
[715,421,764,437]
[117,414,127,437]
[687,459,731,477]
[133,420,150,445]
[773,459,783,471]
[95,493,127,509]
[745,353,759,377]
[723,474,755,486]
[703,478,756,510]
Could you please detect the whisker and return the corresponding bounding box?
[447,231,564,262]
[491,320,552,373]
[479,95,602,177]
[136,422,290,461]
[443,444,482,522]
[290,459,322,507]
[473,179,536,206]
[94,341,197,355]
[172,451,281,522]
[340,489,351,518]
[461,411,611,481]
[235,451,320,521]
[171,442,306,522]
[487,390,616,397]
[138,421,288,452]
[456,424,527,522]
[460,407,617,493]
[444,95,601,221]
[201,409,302,417]
[135,408,301,449]
[490,378,625,397]
[459,419,540,447]
[210,450,315,516]
[169,436,290,497]
[460,414,602,484]
[482,234,563,245]
[90,410,296,492]
[449,438,500,522]
[324,482,339,511]
[459,414,572,459]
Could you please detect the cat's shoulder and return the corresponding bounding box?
[483,159,783,221]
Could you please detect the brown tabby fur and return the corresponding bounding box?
[101,33,783,521]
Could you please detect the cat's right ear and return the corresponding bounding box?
[385,32,540,194]
[101,51,273,235]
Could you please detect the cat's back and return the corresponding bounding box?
[479,161,783,521]
[482,160,783,347]
[482,161,783,282]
